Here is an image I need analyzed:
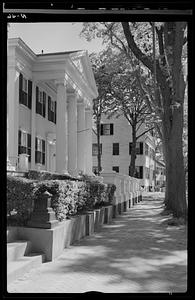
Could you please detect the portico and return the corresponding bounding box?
[7,38,98,176]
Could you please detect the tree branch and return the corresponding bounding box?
[136,126,155,141]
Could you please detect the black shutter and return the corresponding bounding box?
[35,137,38,150]
[27,133,31,148]
[100,124,103,135]
[48,96,51,121]
[42,139,45,165]
[43,92,46,117]
[19,73,23,103]
[42,139,45,153]
[28,80,32,109]
[27,134,31,162]
[36,87,39,114]
[110,123,113,135]
[18,130,21,146]
[140,166,143,179]
[54,101,57,124]
[140,142,143,155]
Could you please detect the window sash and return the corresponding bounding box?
[113,143,119,155]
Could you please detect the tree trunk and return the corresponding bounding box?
[129,124,137,177]
[96,117,102,175]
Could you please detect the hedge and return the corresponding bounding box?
[7,175,36,226]
[7,175,116,226]
[26,170,80,181]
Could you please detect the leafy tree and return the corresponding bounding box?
[81,22,188,218]
[98,50,155,177]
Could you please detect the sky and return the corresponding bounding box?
[8,22,104,55]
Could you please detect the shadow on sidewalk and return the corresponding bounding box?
[49,196,187,293]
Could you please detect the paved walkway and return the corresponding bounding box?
[7,193,187,293]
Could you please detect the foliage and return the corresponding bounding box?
[7,174,116,225]
[33,180,81,221]
[7,175,36,226]
[81,21,188,217]
[26,170,79,181]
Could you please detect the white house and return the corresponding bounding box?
[92,114,156,191]
[7,38,98,176]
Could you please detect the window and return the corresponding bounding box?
[113,143,119,155]
[35,137,45,165]
[92,143,102,156]
[112,166,119,173]
[36,86,46,118]
[129,142,143,155]
[48,96,57,123]
[18,130,31,162]
[100,123,113,135]
[19,73,32,109]
[129,166,143,179]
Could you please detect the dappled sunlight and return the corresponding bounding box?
[8,194,187,293]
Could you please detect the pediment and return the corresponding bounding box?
[70,52,98,99]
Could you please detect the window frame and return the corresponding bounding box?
[112,166,119,173]
[100,123,114,136]
[35,137,46,165]
[18,129,31,162]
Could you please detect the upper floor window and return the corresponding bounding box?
[100,123,113,135]
[129,142,143,155]
[35,137,45,165]
[36,87,46,118]
[113,143,119,155]
[18,130,31,162]
[48,96,56,124]
[92,143,102,156]
[112,166,119,173]
[19,73,32,109]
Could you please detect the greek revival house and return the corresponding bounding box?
[7,38,98,176]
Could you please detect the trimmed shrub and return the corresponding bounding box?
[26,170,80,181]
[7,175,37,226]
[33,180,81,221]
[7,173,116,226]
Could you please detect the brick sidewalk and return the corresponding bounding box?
[7,193,187,293]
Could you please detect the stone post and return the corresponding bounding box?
[27,191,59,229]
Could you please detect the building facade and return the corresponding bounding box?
[92,114,156,191]
[7,38,98,176]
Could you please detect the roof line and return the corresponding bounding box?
[37,50,81,57]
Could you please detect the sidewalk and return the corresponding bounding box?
[7,193,187,293]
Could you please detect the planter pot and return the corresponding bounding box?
[118,203,122,214]
[104,206,113,224]
[93,209,101,232]
[85,211,95,236]
[99,207,105,226]
[69,214,86,244]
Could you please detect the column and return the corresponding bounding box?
[55,80,68,174]
[77,102,86,174]
[85,107,93,175]
[7,68,19,170]
[67,92,78,176]
[30,81,36,170]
